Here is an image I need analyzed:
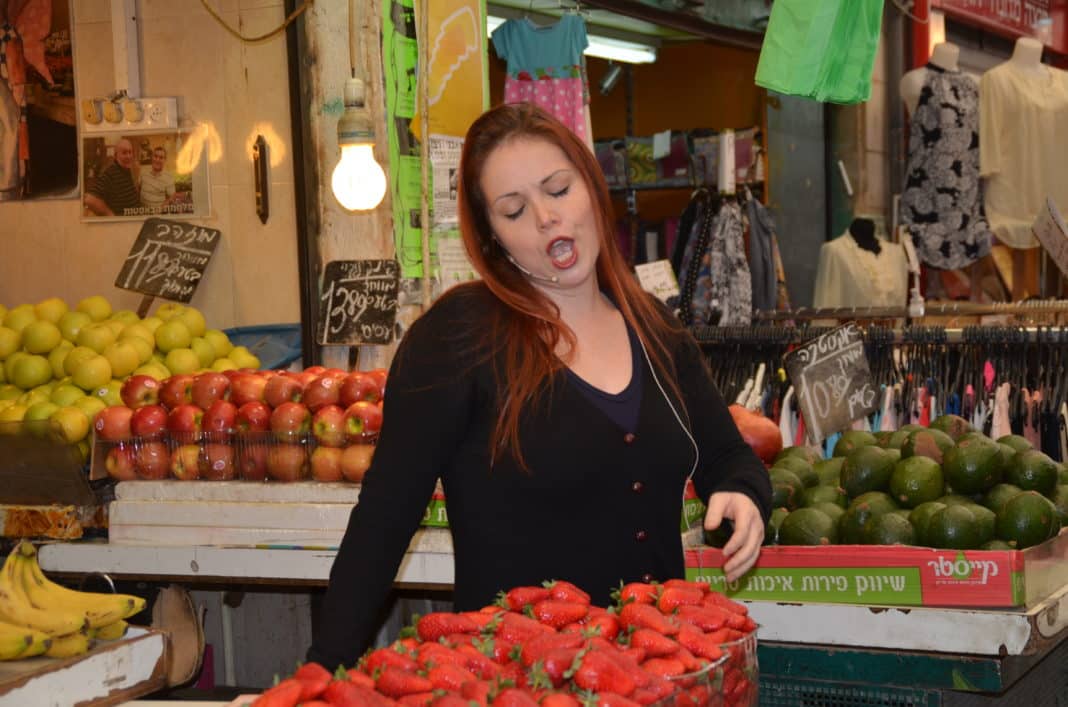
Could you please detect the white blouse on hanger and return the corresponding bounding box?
[812,234,909,309]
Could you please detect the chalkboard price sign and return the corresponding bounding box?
[319,260,399,345]
[114,218,220,303]
[783,324,880,443]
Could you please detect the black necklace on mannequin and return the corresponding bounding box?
[849,217,881,255]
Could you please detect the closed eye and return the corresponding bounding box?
[504,206,524,221]
[550,186,570,198]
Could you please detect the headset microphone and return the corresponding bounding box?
[505,253,559,284]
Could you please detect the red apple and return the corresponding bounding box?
[322,369,349,383]
[302,376,340,412]
[120,375,161,409]
[203,400,238,434]
[236,401,271,433]
[203,443,236,480]
[264,375,303,408]
[93,406,133,442]
[344,401,383,438]
[340,444,375,483]
[191,372,231,410]
[230,373,268,406]
[304,365,327,376]
[287,371,317,388]
[266,443,307,481]
[338,373,380,407]
[236,444,268,481]
[130,404,168,438]
[270,401,311,435]
[309,446,344,482]
[136,441,171,479]
[159,374,195,410]
[167,404,204,439]
[105,445,138,481]
[366,368,388,397]
[311,405,347,448]
[170,443,202,480]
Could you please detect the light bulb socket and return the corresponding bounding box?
[338,77,375,146]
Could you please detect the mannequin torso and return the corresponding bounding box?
[900,43,963,115]
[1009,37,1045,75]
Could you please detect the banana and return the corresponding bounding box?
[21,630,52,658]
[16,542,145,628]
[0,619,36,660]
[92,619,128,641]
[44,630,91,659]
[0,549,86,637]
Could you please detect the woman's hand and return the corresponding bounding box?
[704,492,765,582]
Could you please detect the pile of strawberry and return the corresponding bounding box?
[251,579,757,707]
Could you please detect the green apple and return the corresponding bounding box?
[103,341,140,378]
[34,297,69,324]
[24,401,59,436]
[154,302,185,321]
[228,346,261,370]
[210,358,238,372]
[57,310,92,342]
[4,352,28,384]
[155,320,192,353]
[110,309,140,325]
[203,329,233,359]
[48,342,74,380]
[177,307,207,338]
[21,320,62,354]
[190,337,215,368]
[50,383,85,406]
[3,305,36,334]
[49,405,90,443]
[72,395,106,421]
[76,295,113,322]
[0,384,21,401]
[164,348,200,375]
[120,323,154,346]
[93,379,124,407]
[76,322,117,354]
[63,346,98,377]
[102,319,127,339]
[12,355,51,390]
[123,336,154,365]
[0,326,20,359]
[140,316,163,334]
[71,354,112,392]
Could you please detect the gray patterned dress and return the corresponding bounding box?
[901,64,993,270]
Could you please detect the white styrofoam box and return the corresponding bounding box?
[109,500,355,530]
[115,480,361,503]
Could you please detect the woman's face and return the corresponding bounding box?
[480,137,600,290]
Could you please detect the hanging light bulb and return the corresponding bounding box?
[331,77,387,211]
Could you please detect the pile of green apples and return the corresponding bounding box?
[0,296,260,463]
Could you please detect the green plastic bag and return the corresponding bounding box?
[755,0,884,104]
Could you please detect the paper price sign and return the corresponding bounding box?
[783,323,879,443]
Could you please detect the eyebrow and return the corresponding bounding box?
[492,168,571,204]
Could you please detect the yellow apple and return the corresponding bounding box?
[190,337,215,368]
[120,323,154,346]
[0,404,28,430]
[24,402,59,436]
[22,320,62,354]
[12,355,52,390]
[210,358,238,372]
[203,329,233,359]
[0,326,20,359]
[164,348,200,375]
[4,352,28,384]
[57,310,92,342]
[177,307,207,338]
[123,336,154,365]
[103,341,140,378]
[50,383,85,406]
[63,346,98,377]
[134,363,171,381]
[155,320,192,353]
[3,304,36,333]
[228,346,261,370]
[71,354,112,392]
[76,295,113,322]
[34,297,69,324]
[110,309,140,325]
[154,303,185,321]
[93,379,124,407]
[72,395,106,420]
[140,316,163,334]
[49,405,90,443]
[0,384,22,401]
[75,439,91,464]
[102,319,127,339]
[16,389,50,407]
[76,322,117,354]
[48,342,74,380]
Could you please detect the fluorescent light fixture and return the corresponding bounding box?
[487,15,658,64]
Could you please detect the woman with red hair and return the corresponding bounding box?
[309,104,771,669]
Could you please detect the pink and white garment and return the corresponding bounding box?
[492,14,591,147]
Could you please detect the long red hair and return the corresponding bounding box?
[456,103,685,468]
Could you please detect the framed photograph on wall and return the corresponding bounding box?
[80,129,210,222]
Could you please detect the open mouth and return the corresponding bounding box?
[547,238,577,269]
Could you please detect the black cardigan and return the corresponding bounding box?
[308,284,771,668]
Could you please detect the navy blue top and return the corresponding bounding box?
[566,323,643,433]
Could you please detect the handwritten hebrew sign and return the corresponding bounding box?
[783,323,879,443]
[114,218,220,302]
[319,260,399,345]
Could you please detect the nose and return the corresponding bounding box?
[530,196,559,231]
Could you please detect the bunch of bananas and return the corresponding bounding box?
[0,540,144,660]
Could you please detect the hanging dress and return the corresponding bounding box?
[901,65,992,269]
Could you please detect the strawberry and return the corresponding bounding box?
[432,694,477,707]
[322,680,394,707]
[496,612,555,643]
[399,693,435,707]
[418,643,468,668]
[345,668,377,689]
[723,628,746,641]
[398,637,422,652]
[740,616,757,633]
[572,651,637,696]
[541,647,582,686]
[662,579,710,595]
[702,592,748,616]
[629,689,661,706]
[598,648,650,688]
[619,603,678,635]
[676,626,724,662]
[461,611,505,630]
[499,660,529,689]
[530,600,589,629]
[462,679,492,706]
[520,632,584,667]
[676,605,729,632]
[501,586,552,611]
[540,692,581,707]
[582,612,620,641]
[473,636,516,665]
[630,629,679,658]
[620,647,646,665]
[645,678,676,700]
[595,692,642,707]
[366,646,420,674]
[251,678,303,707]
[300,702,334,707]
[377,666,434,697]
[672,647,704,673]
[640,658,685,679]
[456,643,503,679]
[292,662,332,700]
[429,664,479,691]
[418,612,480,642]
[447,633,481,648]
[657,587,704,614]
[615,582,658,606]
[703,628,731,645]
[494,688,540,707]
[545,580,591,605]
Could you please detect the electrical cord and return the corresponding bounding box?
[199,0,315,43]
[889,0,930,24]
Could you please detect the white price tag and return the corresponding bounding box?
[634,260,680,303]
[1032,197,1068,278]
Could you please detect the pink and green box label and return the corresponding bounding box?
[421,488,448,528]
[685,545,1027,607]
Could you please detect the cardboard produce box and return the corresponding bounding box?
[685,528,1068,609]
